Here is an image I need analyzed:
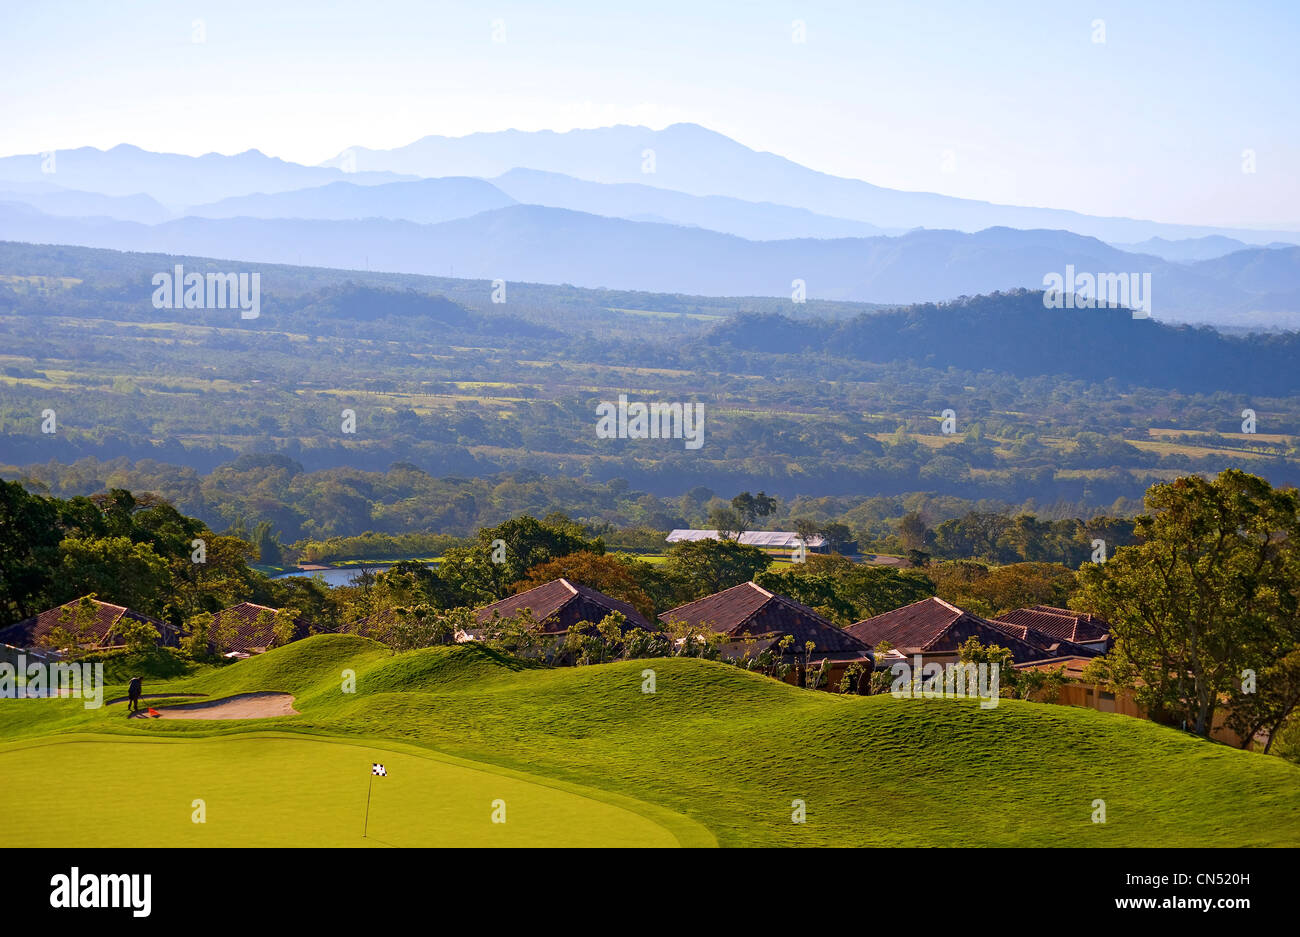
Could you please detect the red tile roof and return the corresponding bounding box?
[0,597,179,650]
[845,596,1052,663]
[209,602,320,655]
[984,617,1100,659]
[660,582,871,658]
[474,578,652,634]
[994,606,1111,645]
[1014,655,1097,678]
[348,608,398,642]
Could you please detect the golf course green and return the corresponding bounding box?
[3,634,1298,847]
[1,733,688,847]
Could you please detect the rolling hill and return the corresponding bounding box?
[2,635,1298,847]
[705,291,1300,396]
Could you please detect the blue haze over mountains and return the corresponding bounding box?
[1,123,1298,328]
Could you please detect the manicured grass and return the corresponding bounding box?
[326,556,443,568]
[611,551,670,565]
[3,635,1299,847]
[0,733,689,847]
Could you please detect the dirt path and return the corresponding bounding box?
[128,692,298,720]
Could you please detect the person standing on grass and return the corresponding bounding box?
[127,676,142,715]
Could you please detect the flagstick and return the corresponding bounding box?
[363,773,374,838]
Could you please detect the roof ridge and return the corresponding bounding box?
[727,581,775,634]
[762,588,839,630]
[558,578,579,595]
[1032,605,1088,618]
[1017,654,1094,666]
[922,597,974,648]
[68,596,126,613]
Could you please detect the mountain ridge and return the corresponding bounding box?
[322,122,1300,245]
[2,200,1295,326]
[3,124,1297,244]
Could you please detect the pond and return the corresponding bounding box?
[272,564,437,587]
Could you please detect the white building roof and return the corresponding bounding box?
[665,529,826,549]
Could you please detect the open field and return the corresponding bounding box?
[3,635,1298,847]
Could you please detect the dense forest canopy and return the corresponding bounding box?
[708,291,1300,396]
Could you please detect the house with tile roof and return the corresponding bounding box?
[659,581,873,689]
[471,578,652,638]
[0,597,181,653]
[346,607,400,644]
[845,596,1087,665]
[207,602,322,657]
[985,618,1100,659]
[994,605,1111,653]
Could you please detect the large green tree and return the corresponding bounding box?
[57,535,171,618]
[756,554,934,625]
[665,538,770,599]
[437,514,603,605]
[0,480,63,621]
[1075,470,1300,737]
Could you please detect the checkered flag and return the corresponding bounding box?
[364,763,386,836]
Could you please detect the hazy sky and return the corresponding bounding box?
[2,0,1296,227]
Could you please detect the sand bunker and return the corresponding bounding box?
[107,693,206,706]
[130,692,298,720]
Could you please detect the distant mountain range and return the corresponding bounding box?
[2,127,1297,246]
[1,124,1299,327]
[1111,234,1299,263]
[0,170,895,243]
[0,144,411,209]
[181,171,892,240]
[322,123,1300,246]
[185,177,517,225]
[0,181,172,225]
[484,168,893,240]
[3,201,1297,327]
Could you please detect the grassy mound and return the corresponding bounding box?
[341,642,537,694]
[4,635,1298,847]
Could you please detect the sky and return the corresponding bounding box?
[1,0,1297,228]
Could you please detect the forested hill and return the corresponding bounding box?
[706,290,1300,396]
